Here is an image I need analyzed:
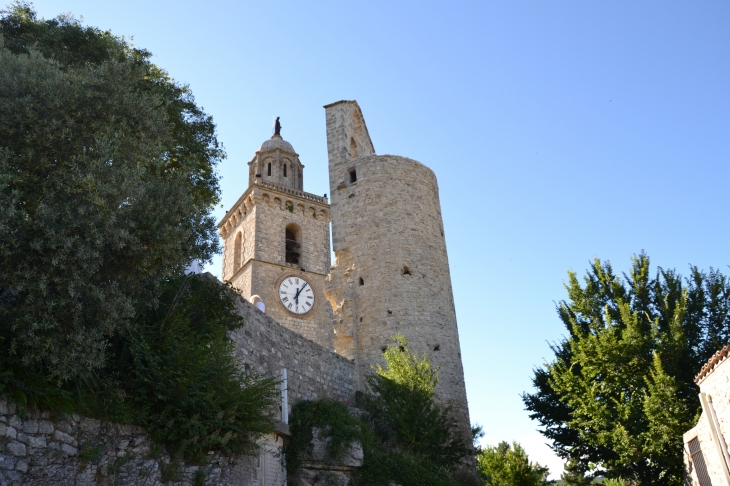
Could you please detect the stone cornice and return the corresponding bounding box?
[218,182,329,230]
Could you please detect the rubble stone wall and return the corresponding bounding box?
[229,290,357,416]
[0,397,256,486]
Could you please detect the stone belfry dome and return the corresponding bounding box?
[259,134,295,154]
[247,121,304,191]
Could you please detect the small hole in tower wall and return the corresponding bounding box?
[284,165,287,177]
[360,317,363,322]
[402,266,411,275]
[387,310,392,315]
[267,163,271,176]
[434,345,440,351]
[381,347,387,353]
[359,277,364,286]
[349,169,357,183]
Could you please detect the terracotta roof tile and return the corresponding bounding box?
[696,344,730,384]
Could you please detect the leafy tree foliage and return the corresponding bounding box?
[286,335,474,486]
[80,275,279,458]
[560,458,593,486]
[0,3,223,381]
[477,441,550,486]
[523,253,730,485]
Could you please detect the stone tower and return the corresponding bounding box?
[323,101,471,434]
[219,130,333,348]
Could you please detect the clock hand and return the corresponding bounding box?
[294,286,302,305]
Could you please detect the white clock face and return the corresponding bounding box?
[278,276,314,315]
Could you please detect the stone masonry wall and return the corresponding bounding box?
[0,397,257,486]
[323,100,472,440]
[228,287,357,417]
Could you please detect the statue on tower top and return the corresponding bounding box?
[274,117,282,136]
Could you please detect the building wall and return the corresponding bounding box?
[323,100,471,438]
[228,288,357,411]
[0,398,259,486]
[684,348,730,486]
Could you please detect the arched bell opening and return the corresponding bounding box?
[285,223,301,265]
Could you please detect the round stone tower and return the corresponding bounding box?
[323,101,471,437]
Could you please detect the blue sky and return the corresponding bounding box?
[26,0,730,477]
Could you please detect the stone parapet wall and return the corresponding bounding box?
[0,398,256,486]
[228,288,357,418]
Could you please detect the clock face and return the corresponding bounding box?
[278,276,315,315]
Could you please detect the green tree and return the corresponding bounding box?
[560,458,593,486]
[82,275,279,458]
[287,336,474,486]
[477,441,549,486]
[359,335,471,471]
[523,253,730,485]
[0,3,223,381]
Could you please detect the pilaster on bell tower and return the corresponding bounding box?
[218,119,333,348]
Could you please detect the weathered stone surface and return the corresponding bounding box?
[289,426,363,485]
[26,436,46,448]
[53,430,75,445]
[6,442,25,457]
[60,444,77,456]
[0,403,258,485]
[0,454,17,470]
[229,294,357,416]
[37,421,54,435]
[21,421,38,434]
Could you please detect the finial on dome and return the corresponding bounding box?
[274,117,282,136]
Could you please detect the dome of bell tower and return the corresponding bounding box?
[259,134,295,154]
[247,120,304,191]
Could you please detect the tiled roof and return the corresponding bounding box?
[696,344,730,384]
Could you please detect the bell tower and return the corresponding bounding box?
[218,122,333,348]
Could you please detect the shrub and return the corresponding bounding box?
[286,335,472,486]
[79,275,279,458]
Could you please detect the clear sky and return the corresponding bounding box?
[25,0,730,478]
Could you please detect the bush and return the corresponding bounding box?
[286,335,473,486]
[477,441,549,486]
[79,275,279,458]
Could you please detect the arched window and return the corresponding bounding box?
[234,232,242,269]
[267,163,271,176]
[285,223,300,264]
[283,164,287,177]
